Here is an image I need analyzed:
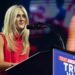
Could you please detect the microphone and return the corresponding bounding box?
[27,23,47,29]
[27,22,65,50]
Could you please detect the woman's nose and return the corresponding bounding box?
[20,15,23,20]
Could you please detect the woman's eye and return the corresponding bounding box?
[17,14,20,18]
[22,14,26,18]
[16,14,26,18]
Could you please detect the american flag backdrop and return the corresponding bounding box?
[29,0,75,29]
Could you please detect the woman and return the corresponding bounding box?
[0,5,30,74]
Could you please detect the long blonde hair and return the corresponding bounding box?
[2,5,30,54]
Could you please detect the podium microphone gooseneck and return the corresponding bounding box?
[27,22,66,50]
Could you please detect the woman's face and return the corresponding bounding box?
[15,8,27,30]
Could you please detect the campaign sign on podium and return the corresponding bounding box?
[53,49,75,75]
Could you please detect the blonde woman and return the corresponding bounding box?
[66,15,75,52]
[0,5,30,74]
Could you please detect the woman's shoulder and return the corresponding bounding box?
[0,32,4,44]
[0,32,5,38]
[0,32,4,35]
[0,32,6,42]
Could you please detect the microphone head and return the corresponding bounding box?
[27,25,35,29]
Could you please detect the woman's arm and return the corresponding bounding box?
[0,35,15,70]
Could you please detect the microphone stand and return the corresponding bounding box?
[35,22,66,50]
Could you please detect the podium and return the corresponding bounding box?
[5,49,75,75]
[5,50,52,75]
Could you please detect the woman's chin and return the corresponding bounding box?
[19,25,25,29]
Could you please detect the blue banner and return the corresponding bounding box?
[53,49,75,75]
